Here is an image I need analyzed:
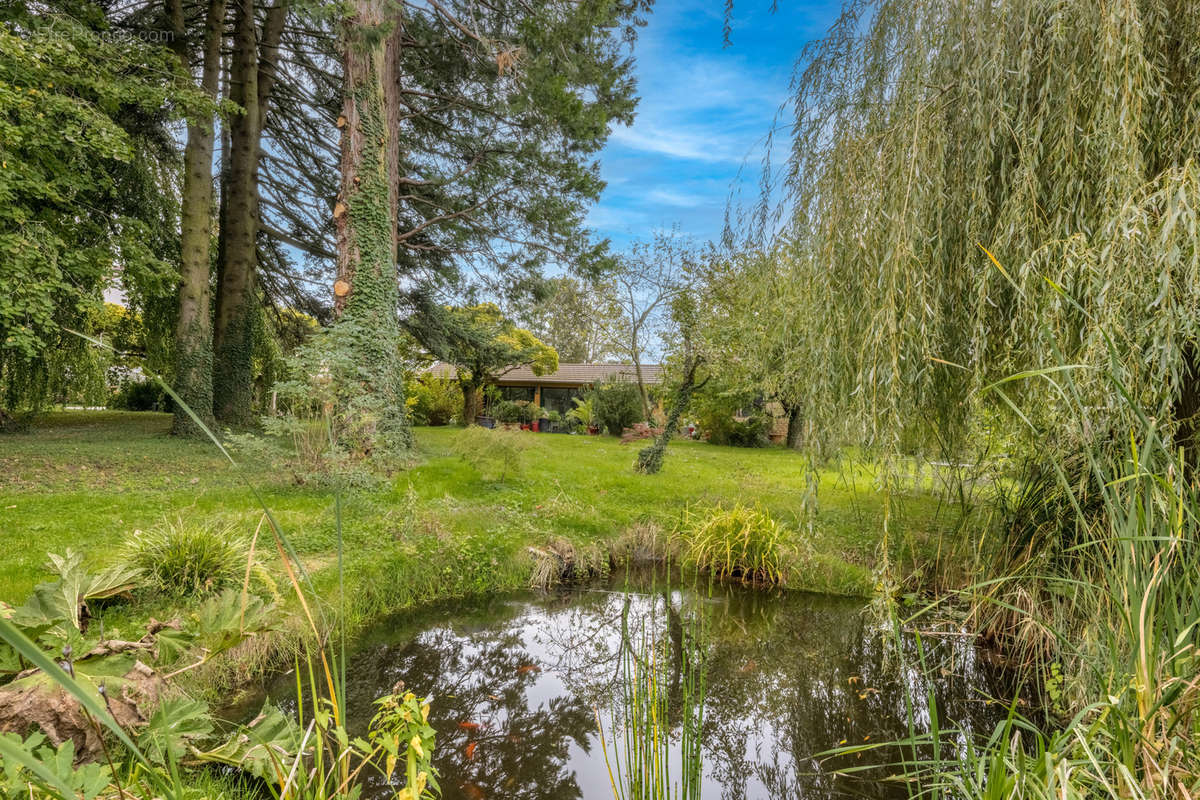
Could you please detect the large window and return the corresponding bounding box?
[540,387,579,416]
[499,386,534,403]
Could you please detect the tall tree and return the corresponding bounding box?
[0,6,204,424]
[212,0,288,424]
[168,0,226,435]
[518,276,620,363]
[775,0,1200,460]
[599,231,692,420]
[409,303,557,424]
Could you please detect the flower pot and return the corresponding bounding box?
[531,421,540,432]
[588,425,600,435]
[475,415,495,429]
[520,423,531,431]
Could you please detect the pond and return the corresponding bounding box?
[265,572,1005,799]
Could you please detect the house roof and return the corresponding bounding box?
[428,362,664,386]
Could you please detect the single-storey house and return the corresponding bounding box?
[429,362,663,416]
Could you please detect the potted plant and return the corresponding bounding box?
[494,399,523,430]
[526,404,548,432]
[567,396,599,435]
[545,409,563,433]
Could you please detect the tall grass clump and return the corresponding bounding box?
[672,503,787,585]
[880,366,1200,798]
[123,517,253,597]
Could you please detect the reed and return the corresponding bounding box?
[598,593,706,800]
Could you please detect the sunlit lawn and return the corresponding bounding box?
[1,411,964,604]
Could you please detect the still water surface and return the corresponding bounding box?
[267,574,1004,799]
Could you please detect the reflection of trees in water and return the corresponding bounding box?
[336,605,597,800]
[302,579,1003,800]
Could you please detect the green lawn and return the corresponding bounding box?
[2,411,966,610]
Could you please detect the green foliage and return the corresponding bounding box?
[411,305,558,423]
[888,368,1200,797]
[9,549,140,639]
[598,607,705,800]
[492,399,525,423]
[521,276,621,362]
[122,518,252,598]
[567,395,598,429]
[244,322,412,486]
[451,425,537,482]
[367,690,439,798]
[406,375,461,426]
[110,381,173,412]
[591,379,643,435]
[0,9,208,416]
[691,387,769,448]
[672,503,788,585]
[771,0,1200,461]
[0,733,110,800]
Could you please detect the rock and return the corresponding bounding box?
[0,659,162,763]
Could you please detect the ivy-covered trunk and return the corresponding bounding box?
[332,0,411,451]
[636,357,703,475]
[169,0,225,436]
[211,0,261,424]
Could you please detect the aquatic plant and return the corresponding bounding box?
[672,503,787,585]
[845,361,1200,797]
[598,599,705,800]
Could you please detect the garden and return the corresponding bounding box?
[4,0,1200,798]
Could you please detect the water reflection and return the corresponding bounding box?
[267,574,1004,799]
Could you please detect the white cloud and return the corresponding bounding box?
[646,188,709,208]
[609,125,746,163]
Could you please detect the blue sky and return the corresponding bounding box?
[588,1,843,249]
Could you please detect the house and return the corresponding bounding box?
[429,362,663,416]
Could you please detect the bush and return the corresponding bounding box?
[123,517,253,597]
[109,380,172,412]
[493,399,524,423]
[451,425,536,481]
[672,503,789,584]
[406,375,461,426]
[693,389,770,447]
[591,379,643,435]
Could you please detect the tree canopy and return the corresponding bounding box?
[0,8,206,419]
[766,0,1200,459]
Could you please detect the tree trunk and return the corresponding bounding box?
[785,403,803,450]
[212,0,261,425]
[332,0,411,449]
[636,356,702,475]
[461,379,481,425]
[169,0,226,436]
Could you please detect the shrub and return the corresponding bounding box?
[493,399,524,423]
[591,379,643,435]
[693,389,770,447]
[451,425,537,481]
[123,517,253,597]
[406,375,461,426]
[672,503,788,584]
[109,380,172,412]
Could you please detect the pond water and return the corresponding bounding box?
[265,573,1005,799]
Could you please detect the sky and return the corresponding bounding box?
[587,0,844,250]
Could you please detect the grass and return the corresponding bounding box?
[0,411,970,690]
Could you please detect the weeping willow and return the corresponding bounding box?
[776,0,1200,459]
